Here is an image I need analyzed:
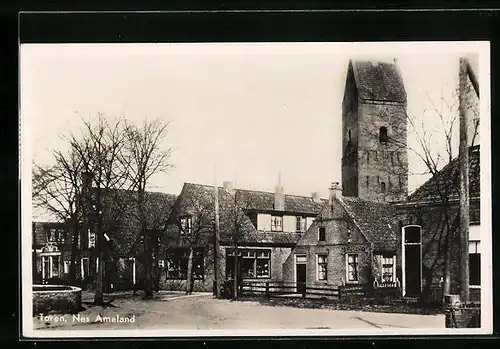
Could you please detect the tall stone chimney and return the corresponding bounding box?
[329,181,342,206]
[274,173,285,211]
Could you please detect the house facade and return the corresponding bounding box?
[162,181,325,292]
[282,184,400,291]
[32,188,177,292]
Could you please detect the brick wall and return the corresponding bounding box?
[398,201,481,302]
[356,102,408,202]
[283,244,372,286]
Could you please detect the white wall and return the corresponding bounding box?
[469,224,481,241]
[283,215,296,232]
[257,213,272,231]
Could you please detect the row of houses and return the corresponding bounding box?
[32,57,482,302]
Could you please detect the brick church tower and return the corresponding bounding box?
[341,59,408,202]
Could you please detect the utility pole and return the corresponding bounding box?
[458,57,470,303]
[213,167,221,298]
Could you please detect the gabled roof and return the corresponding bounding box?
[105,189,177,256]
[339,196,399,251]
[350,60,407,103]
[408,145,480,203]
[236,188,326,215]
[172,182,324,247]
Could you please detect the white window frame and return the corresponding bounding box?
[271,215,283,232]
[80,257,89,279]
[345,253,359,283]
[41,253,61,279]
[158,259,165,268]
[401,225,423,297]
[381,255,397,283]
[316,254,328,281]
[180,216,193,235]
[88,228,96,248]
[63,260,71,274]
[318,226,326,242]
[469,240,481,289]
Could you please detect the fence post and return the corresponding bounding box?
[265,282,270,298]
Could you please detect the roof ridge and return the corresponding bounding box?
[185,182,326,201]
[409,145,480,199]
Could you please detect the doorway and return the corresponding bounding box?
[295,254,307,294]
[402,225,422,297]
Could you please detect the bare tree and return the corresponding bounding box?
[32,148,84,284]
[121,118,173,299]
[371,65,479,301]
[68,114,128,305]
[218,190,253,300]
[172,189,214,295]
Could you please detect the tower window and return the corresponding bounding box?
[379,127,388,143]
[381,182,386,193]
[348,129,352,143]
[366,176,369,189]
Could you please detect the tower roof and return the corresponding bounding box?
[350,60,407,103]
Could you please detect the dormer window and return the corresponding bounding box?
[296,216,306,232]
[271,216,283,232]
[379,126,388,143]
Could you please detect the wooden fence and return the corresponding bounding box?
[240,281,342,299]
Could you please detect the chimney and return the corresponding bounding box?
[329,182,342,205]
[223,180,234,194]
[274,173,285,211]
[311,192,321,203]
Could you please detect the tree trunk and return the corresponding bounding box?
[68,217,79,284]
[186,247,194,295]
[442,221,451,301]
[143,230,153,299]
[94,212,104,305]
[233,245,238,300]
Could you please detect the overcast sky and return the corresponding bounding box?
[21,42,485,206]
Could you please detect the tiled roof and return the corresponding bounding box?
[408,145,480,202]
[351,60,406,103]
[173,182,323,247]
[106,189,177,256]
[79,188,177,256]
[180,183,325,215]
[339,196,399,251]
[236,188,326,214]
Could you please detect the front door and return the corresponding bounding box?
[296,264,306,294]
[404,245,422,296]
[403,225,422,296]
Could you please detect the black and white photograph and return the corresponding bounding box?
[20,41,492,337]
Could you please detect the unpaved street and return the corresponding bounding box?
[33,293,445,331]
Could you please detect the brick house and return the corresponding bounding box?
[282,184,400,292]
[162,181,325,292]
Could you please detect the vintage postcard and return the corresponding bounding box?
[20,41,492,338]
